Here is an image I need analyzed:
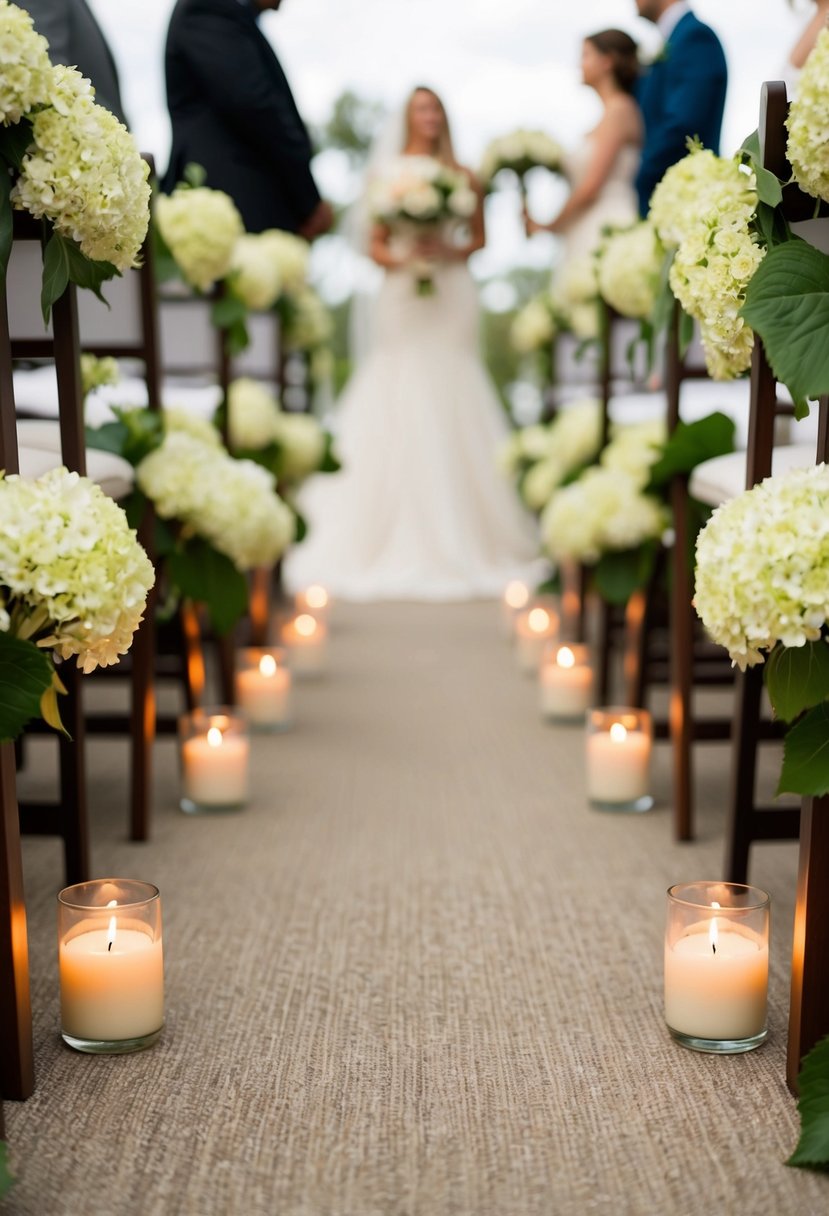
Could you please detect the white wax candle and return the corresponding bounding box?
[501,581,530,636]
[665,921,768,1041]
[60,924,164,1042]
[236,656,292,727]
[181,730,249,805]
[296,585,331,626]
[586,723,651,802]
[514,607,557,674]
[282,614,328,676]
[539,649,593,719]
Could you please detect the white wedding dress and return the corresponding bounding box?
[285,239,540,601]
[560,136,641,264]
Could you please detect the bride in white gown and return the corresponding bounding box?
[285,86,539,602]
[525,29,642,261]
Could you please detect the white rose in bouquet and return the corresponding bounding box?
[155,184,244,292]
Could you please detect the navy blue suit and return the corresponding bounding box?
[163,0,321,233]
[635,11,728,216]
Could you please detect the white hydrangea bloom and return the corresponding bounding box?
[597,222,663,320]
[540,466,667,564]
[137,431,295,570]
[501,399,602,510]
[227,378,281,452]
[155,185,244,292]
[553,256,600,339]
[228,233,283,311]
[510,295,557,354]
[272,412,327,482]
[284,287,333,352]
[601,419,667,488]
[259,229,310,293]
[787,28,829,203]
[0,467,154,672]
[648,146,758,249]
[80,353,119,397]
[695,463,829,669]
[0,0,54,124]
[521,457,565,511]
[164,408,223,449]
[11,65,150,270]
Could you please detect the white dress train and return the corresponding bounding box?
[285,258,539,602]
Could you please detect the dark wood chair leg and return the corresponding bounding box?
[595,600,613,705]
[0,743,34,1101]
[58,666,89,885]
[129,612,156,844]
[217,632,236,707]
[787,793,829,1092]
[669,475,694,842]
[724,667,764,884]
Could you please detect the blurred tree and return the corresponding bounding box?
[313,90,387,161]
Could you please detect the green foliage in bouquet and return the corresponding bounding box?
[788,1035,829,1172]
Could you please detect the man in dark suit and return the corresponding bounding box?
[163,0,332,238]
[634,0,728,216]
[25,0,128,125]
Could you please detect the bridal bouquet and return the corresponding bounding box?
[0,466,155,740]
[479,129,565,193]
[695,463,829,796]
[369,155,477,294]
[0,4,151,317]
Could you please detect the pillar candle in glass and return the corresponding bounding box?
[281,612,328,677]
[179,707,250,813]
[295,584,332,627]
[514,605,558,674]
[539,643,593,722]
[501,580,530,637]
[585,707,653,811]
[236,647,292,731]
[58,879,163,1053]
[664,882,770,1053]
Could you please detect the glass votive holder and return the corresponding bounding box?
[235,647,292,732]
[501,579,530,637]
[538,642,593,722]
[58,879,163,1054]
[664,882,770,1054]
[178,706,250,813]
[514,603,559,674]
[281,612,328,677]
[295,584,332,627]
[585,706,653,812]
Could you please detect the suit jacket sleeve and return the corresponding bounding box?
[24,0,72,62]
[638,25,726,194]
[179,8,320,222]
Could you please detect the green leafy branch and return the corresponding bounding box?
[764,638,829,797]
[788,1035,829,1171]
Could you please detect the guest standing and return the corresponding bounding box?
[163,0,332,238]
[25,0,127,125]
[633,0,727,216]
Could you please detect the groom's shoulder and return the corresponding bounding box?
[673,11,725,53]
[170,0,251,21]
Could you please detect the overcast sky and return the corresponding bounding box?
[86,0,809,285]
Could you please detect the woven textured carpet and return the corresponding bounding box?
[2,602,827,1215]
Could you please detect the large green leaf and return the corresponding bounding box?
[647,412,736,490]
[778,702,829,797]
[88,408,163,467]
[167,538,248,635]
[593,545,656,606]
[0,633,56,742]
[741,241,829,416]
[788,1035,829,1171]
[765,641,829,724]
[40,232,118,323]
[0,1139,12,1199]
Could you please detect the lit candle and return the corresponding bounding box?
[664,883,770,1051]
[514,605,558,674]
[58,880,164,1052]
[236,648,292,730]
[585,708,653,810]
[180,712,250,811]
[281,612,328,677]
[296,584,331,626]
[539,643,593,721]
[501,580,530,636]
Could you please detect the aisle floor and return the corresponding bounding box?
[2,602,826,1215]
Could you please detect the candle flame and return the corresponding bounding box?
[305,585,329,610]
[505,580,529,610]
[259,654,278,678]
[609,722,628,744]
[709,901,721,954]
[557,646,575,669]
[106,899,117,952]
[207,726,223,748]
[295,614,317,638]
[528,608,550,634]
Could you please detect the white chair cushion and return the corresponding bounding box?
[12,367,223,427]
[689,443,816,507]
[13,420,134,501]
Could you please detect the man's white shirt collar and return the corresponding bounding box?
[658,1,691,41]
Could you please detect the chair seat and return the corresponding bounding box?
[15,420,134,500]
[12,366,223,426]
[689,443,816,507]
[610,379,753,443]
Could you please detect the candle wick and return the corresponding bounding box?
[108,941,113,952]
[712,943,716,955]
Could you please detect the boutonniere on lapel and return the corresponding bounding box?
[639,45,670,68]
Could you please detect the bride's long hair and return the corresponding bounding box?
[585,29,640,95]
[404,85,459,167]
